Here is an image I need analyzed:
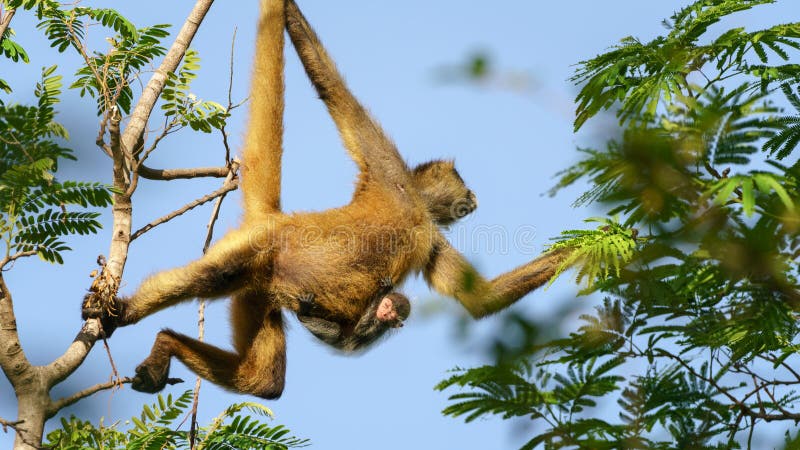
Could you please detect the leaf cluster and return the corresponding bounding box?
[0,67,112,264]
[441,1,800,447]
[33,3,170,114]
[572,0,800,131]
[44,391,310,450]
[160,49,229,134]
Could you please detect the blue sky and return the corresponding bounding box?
[1,1,799,448]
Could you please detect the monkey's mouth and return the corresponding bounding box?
[452,192,478,219]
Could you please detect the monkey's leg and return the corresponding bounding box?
[133,308,286,399]
[241,0,286,221]
[119,232,256,326]
[230,294,286,397]
[132,329,237,394]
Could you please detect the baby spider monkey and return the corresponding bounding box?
[297,278,411,352]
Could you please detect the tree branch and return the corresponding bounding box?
[120,0,216,163]
[43,318,104,388]
[47,376,181,417]
[656,349,800,422]
[0,250,38,271]
[0,417,24,434]
[138,164,230,180]
[0,276,34,389]
[0,8,15,41]
[47,378,132,417]
[130,174,239,242]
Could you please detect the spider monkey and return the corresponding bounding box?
[297,278,411,352]
[82,0,571,399]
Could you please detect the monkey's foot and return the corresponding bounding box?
[81,293,125,338]
[132,359,171,393]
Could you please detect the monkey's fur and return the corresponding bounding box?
[82,0,570,399]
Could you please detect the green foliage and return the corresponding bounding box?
[24,1,228,132]
[44,391,310,449]
[441,1,800,448]
[1,27,28,64]
[572,0,800,131]
[161,49,229,133]
[765,84,800,158]
[0,66,112,264]
[35,3,169,114]
[0,0,42,93]
[549,218,639,291]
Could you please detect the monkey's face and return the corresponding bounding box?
[376,297,400,323]
[377,293,411,328]
[411,160,478,226]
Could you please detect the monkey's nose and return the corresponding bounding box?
[468,191,478,210]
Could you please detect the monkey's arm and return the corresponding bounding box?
[424,236,572,319]
[297,315,347,347]
[284,0,411,189]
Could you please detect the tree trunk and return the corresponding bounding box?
[12,372,49,449]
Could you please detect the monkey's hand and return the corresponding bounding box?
[81,292,125,338]
[379,276,393,289]
[296,293,316,316]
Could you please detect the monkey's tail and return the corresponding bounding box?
[241,0,285,221]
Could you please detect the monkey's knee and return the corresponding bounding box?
[252,383,284,400]
[236,360,286,400]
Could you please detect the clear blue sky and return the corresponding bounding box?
[1,1,798,448]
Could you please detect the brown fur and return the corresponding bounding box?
[84,0,570,398]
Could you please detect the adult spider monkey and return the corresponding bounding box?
[82,0,570,399]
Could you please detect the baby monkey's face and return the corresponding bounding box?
[376,296,411,328]
[376,297,400,323]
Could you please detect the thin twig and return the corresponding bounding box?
[120,0,216,163]
[48,378,132,416]
[0,250,38,271]
[102,338,123,390]
[220,27,238,165]
[0,416,39,449]
[136,118,181,163]
[47,376,182,416]
[189,164,237,449]
[656,349,800,422]
[130,178,239,241]
[188,300,206,450]
[0,417,24,434]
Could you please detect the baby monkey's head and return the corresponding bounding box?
[376,292,411,328]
